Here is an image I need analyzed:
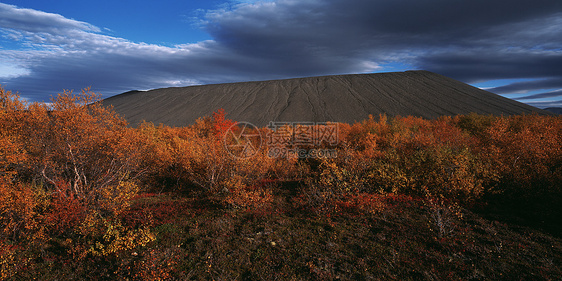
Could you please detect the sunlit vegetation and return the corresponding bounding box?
[1,85,561,280]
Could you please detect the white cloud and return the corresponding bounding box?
[0,62,29,79]
[0,3,100,34]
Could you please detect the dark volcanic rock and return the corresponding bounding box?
[544,107,562,115]
[102,71,550,127]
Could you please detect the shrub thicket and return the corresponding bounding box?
[1,84,561,279]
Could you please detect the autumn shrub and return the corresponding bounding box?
[0,85,156,278]
[454,112,496,137]
[0,240,22,281]
[315,116,494,203]
[181,116,234,192]
[339,114,390,154]
[0,182,48,242]
[479,114,562,194]
[394,146,494,200]
[223,176,275,210]
[0,91,49,240]
[73,211,155,259]
[459,114,562,233]
[138,111,235,193]
[44,182,87,236]
[0,92,26,183]
[139,109,281,211]
[137,123,184,190]
[294,112,562,222]
[5,88,146,217]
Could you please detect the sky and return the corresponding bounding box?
[0,0,561,108]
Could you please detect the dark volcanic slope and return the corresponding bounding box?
[545,107,562,115]
[103,71,549,127]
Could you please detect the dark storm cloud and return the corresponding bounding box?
[202,0,562,102]
[417,52,562,82]
[205,0,561,57]
[1,0,561,106]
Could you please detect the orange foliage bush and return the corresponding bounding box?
[0,85,154,277]
[0,240,20,280]
[324,114,504,202]
[212,108,235,138]
[1,87,145,219]
[138,113,234,192]
[44,182,86,235]
[74,212,155,259]
[475,114,562,197]
[138,109,277,208]
[0,182,46,242]
[39,91,141,199]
